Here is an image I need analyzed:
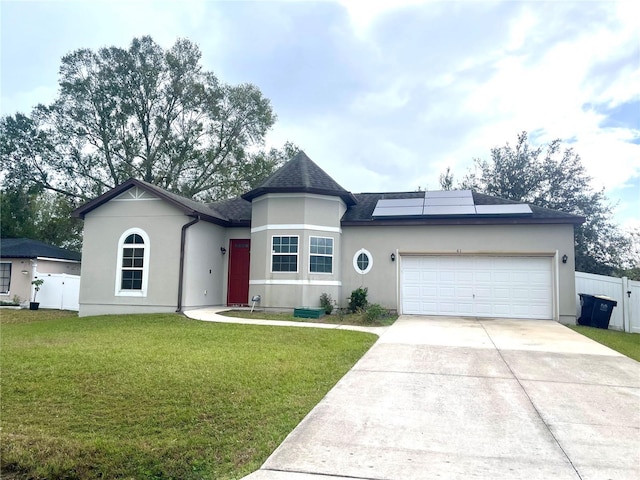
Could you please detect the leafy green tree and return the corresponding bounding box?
[1,36,295,203]
[619,227,640,280]
[442,132,627,276]
[0,188,83,251]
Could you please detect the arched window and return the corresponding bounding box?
[115,228,150,296]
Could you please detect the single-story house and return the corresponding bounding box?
[73,152,584,323]
[0,238,82,306]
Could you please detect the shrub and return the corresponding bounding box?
[320,293,334,315]
[348,287,368,313]
[363,303,387,324]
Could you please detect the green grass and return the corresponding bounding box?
[569,325,640,361]
[219,309,398,327]
[1,310,377,479]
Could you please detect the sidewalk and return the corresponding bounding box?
[183,307,389,336]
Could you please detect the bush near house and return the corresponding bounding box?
[363,304,391,324]
[348,287,368,313]
[1,310,376,479]
[320,293,334,314]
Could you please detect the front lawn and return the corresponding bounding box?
[569,325,640,361]
[1,310,377,479]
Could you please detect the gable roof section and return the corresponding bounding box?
[72,178,229,225]
[242,151,357,205]
[1,238,81,261]
[341,191,585,225]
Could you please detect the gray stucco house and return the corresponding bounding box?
[1,238,81,306]
[73,152,584,323]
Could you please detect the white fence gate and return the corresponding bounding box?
[34,272,80,311]
[575,272,640,333]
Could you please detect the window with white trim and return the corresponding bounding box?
[272,236,298,272]
[116,228,150,296]
[0,262,11,294]
[353,249,373,274]
[309,236,333,273]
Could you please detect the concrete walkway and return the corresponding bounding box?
[183,306,388,336]
[238,316,640,480]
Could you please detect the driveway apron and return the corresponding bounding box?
[244,316,640,480]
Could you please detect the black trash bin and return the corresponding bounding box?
[577,293,617,329]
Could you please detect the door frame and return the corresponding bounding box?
[226,238,251,306]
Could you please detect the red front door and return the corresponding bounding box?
[227,239,250,305]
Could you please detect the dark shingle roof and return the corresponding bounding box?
[209,197,252,225]
[1,238,81,261]
[72,168,584,228]
[242,151,357,205]
[73,178,228,224]
[341,191,585,225]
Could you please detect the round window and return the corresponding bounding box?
[353,249,373,274]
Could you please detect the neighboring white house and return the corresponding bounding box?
[73,152,584,323]
[0,238,81,309]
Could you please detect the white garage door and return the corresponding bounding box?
[401,256,553,319]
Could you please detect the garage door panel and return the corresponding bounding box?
[510,271,531,283]
[474,271,492,283]
[401,256,553,319]
[454,303,474,315]
[438,302,457,314]
[403,302,421,314]
[493,287,510,300]
[456,286,473,296]
[529,272,550,283]
[438,286,455,298]
[439,271,456,282]
[456,271,474,282]
[403,285,421,297]
[403,270,421,282]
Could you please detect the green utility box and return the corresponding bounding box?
[293,307,325,319]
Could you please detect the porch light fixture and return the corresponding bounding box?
[220,247,227,255]
[562,254,568,264]
[390,253,396,262]
[21,270,29,275]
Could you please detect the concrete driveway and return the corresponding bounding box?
[244,316,640,480]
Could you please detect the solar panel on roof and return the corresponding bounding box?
[376,198,425,208]
[371,190,533,218]
[372,205,424,216]
[423,205,477,215]
[424,190,473,199]
[425,196,475,206]
[475,204,532,215]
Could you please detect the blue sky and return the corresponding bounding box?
[1,0,638,229]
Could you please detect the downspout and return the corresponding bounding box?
[176,215,200,312]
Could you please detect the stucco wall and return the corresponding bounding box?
[248,193,346,308]
[37,259,81,275]
[78,196,188,316]
[340,223,577,323]
[1,258,81,305]
[182,221,226,308]
[1,258,32,304]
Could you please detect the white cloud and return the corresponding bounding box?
[2,0,638,226]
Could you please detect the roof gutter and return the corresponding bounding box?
[176,215,200,313]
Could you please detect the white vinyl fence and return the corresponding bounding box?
[575,272,640,333]
[34,272,80,311]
